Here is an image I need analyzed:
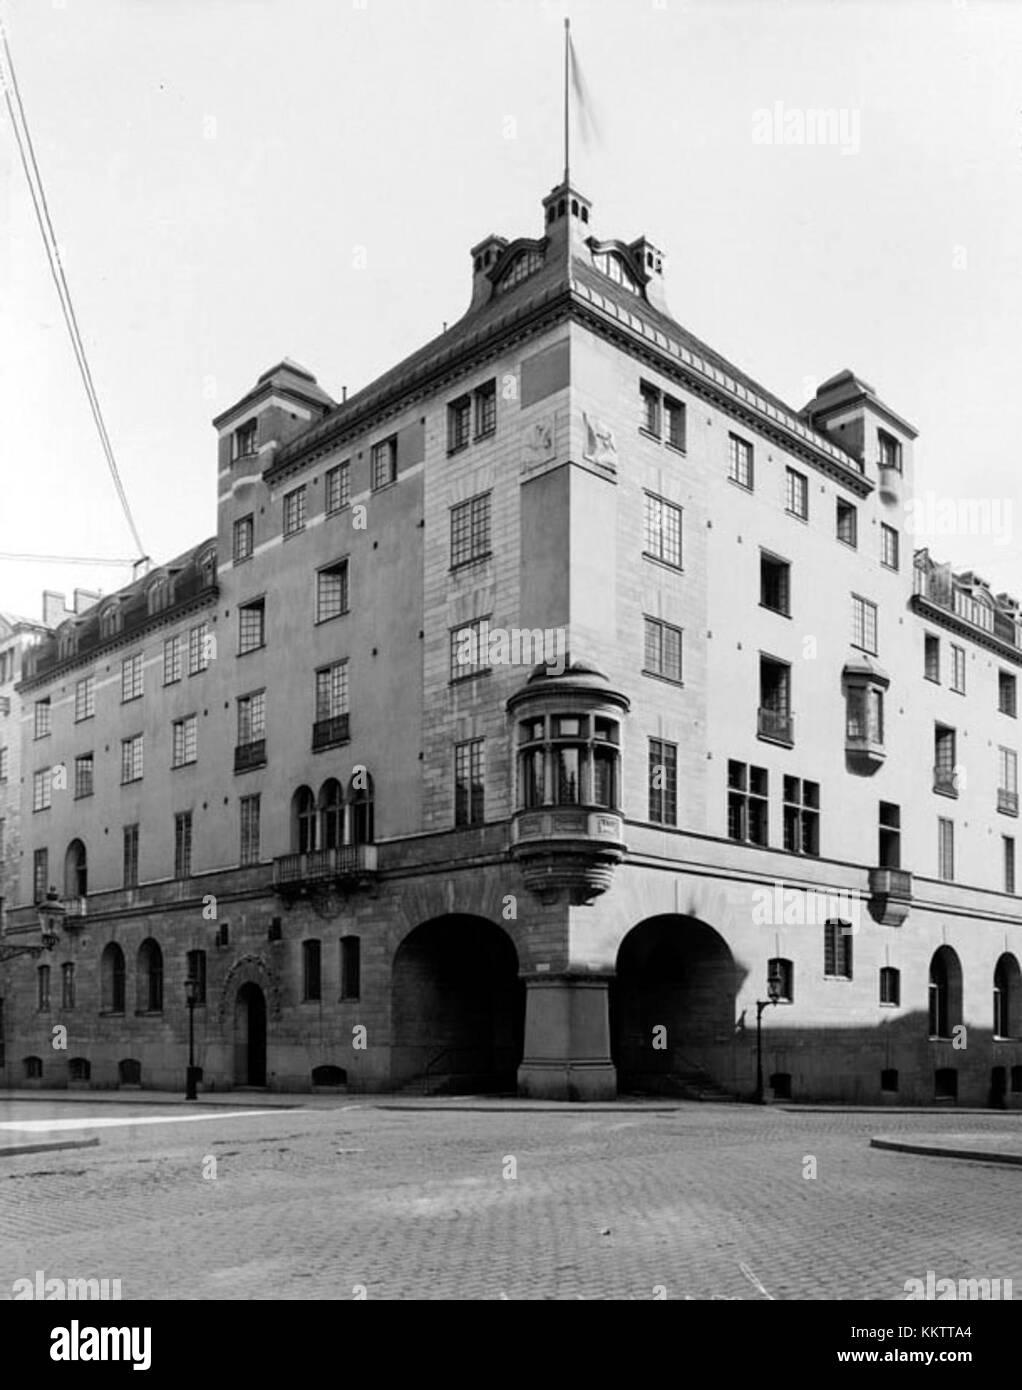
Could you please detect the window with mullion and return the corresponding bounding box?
[648,738,678,825]
[644,493,682,568]
[451,493,491,568]
[237,690,266,745]
[643,616,683,683]
[283,485,307,537]
[325,461,351,514]
[454,738,485,826]
[785,467,808,520]
[315,663,348,721]
[317,562,349,623]
[728,434,753,490]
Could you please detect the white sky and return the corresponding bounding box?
[2,0,1020,621]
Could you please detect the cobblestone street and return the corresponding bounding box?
[1,1098,1020,1300]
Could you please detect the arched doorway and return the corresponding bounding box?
[929,946,963,1040]
[234,983,267,1086]
[611,916,739,1094]
[391,915,524,1093]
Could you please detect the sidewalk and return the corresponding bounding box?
[871,1132,1022,1167]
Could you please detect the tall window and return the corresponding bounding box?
[851,595,878,654]
[233,514,254,562]
[283,485,307,537]
[121,653,143,702]
[474,380,497,438]
[878,429,902,472]
[1006,836,1016,895]
[325,461,350,514]
[320,779,344,849]
[186,949,207,1005]
[998,746,1018,815]
[302,939,322,1002]
[315,662,348,722]
[934,724,957,794]
[174,812,193,879]
[37,965,50,1011]
[648,738,678,826]
[836,498,857,547]
[240,794,261,866]
[879,802,901,868]
[32,848,48,903]
[640,381,661,435]
[450,494,491,568]
[73,753,94,800]
[924,633,940,683]
[237,690,266,746]
[123,824,139,888]
[74,675,95,722]
[785,468,808,520]
[164,634,183,685]
[64,839,87,898]
[340,936,361,1000]
[728,433,753,490]
[454,739,485,827]
[760,553,791,616]
[101,944,126,1012]
[881,524,899,571]
[824,920,853,980]
[1000,671,1018,718]
[172,716,198,768]
[294,786,317,853]
[121,734,144,784]
[783,777,819,856]
[759,656,792,743]
[664,396,686,451]
[370,435,397,489]
[238,599,265,654]
[450,618,490,682]
[644,493,683,568]
[643,617,683,683]
[728,761,768,846]
[33,767,52,812]
[138,938,163,1012]
[61,962,75,1010]
[448,395,471,452]
[937,817,955,882]
[879,966,900,1006]
[950,645,966,694]
[316,561,349,622]
[34,698,51,739]
[233,419,257,460]
[188,621,211,674]
[929,948,960,1038]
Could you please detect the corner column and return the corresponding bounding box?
[517,972,616,1102]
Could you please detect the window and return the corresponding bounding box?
[1006,836,1016,895]
[37,965,50,1011]
[302,939,322,1002]
[998,746,1018,815]
[728,433,753,490]
[592,249,638,291]
[664,396,686,451]
[993,955,1020,1038]
[759,656,792,744]
[233,419,257,460]
[315,662,348,722]
[174,811,193,879]
[147,578,171,615]
[496,248,544,293]
[648,739,678,825]
[318,779,343,849]
[474,380,497,438]
[240,794,261,865]
[768,957,794,1003]
[316,561,349,623]
[64,839,86,898]
[950,645,966,694]
[164,634,183,685]
[934,724,957,795]
[851,595,877,654]
[138,939,163,1013]
[238,599,265,654]
[516,714,620,812]
[450,494,491,568]
[999,671,1017,718]
[34,698,51,739]
[727,761,768,846]
[0,746,7,783]
[640,381,661,436]
[61,962,75,1010]
[824,920,853,980]
[371,435,397,489]
[33,767,52,812]
[760,553,791,616]
[99,604,120,640]
[121,734,143,784]
[836,498,857,547]
[325,461,350,514]
[785,468,808,520]
[879,802,901,869]
[938,817,955,882]
[186,949,207,1005]
[233,514,254,562]
[189,621,212,675]
[783,777,819,856]
[643,617,683,683]
[237,690,266,745]
[172,716,198,769]
[74,753,93,800]
[294,786,317,853]
[340,936,361,1000]
[32,848,48,903]
[121,653,143,703]
[283,485,307,537]
[881,524,899,571]
[881,1069,899,1093]
[880,966,900,1006]
[454,739,485,827]
[924,633,940,683]
[123,824,139,888]
[644,493,683,568]
[878,429,902,472]
[74,676,95,722]
[450,618,490,682]
[929,947,961,1038]
[448,395,471,452]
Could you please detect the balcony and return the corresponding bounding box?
[234,739,267,773]
[757,707,794,746]
[273,843,378,897]
[60,897,87,923]
[933,766,958,798]
[877,463,902,505]
[312,713,350,752]
[868,867,912,927]
[510,806,626,905]
[998,789,1019,817]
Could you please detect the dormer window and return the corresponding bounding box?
[198,548,217,588]
[232,420,257,462]
[57,624,77,660]
[495,249,543,296]
[592,250,640,295]
[99,603,121,640]
[147,577,171,615]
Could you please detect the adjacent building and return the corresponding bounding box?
[3,178,1020,1104]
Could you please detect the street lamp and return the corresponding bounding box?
[753,964,784,1105]
[0,889,64,963]
[184,973,200,1101]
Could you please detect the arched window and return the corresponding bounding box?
[99,603,121,640]
[118,1058,141,1086]
[147,577,170,615]
[929,946,962,1040]
[64,839,87,899]
[137,938,163,1013]
[57,622,77,660]
[592,250,640,294]
[198,548,217,588]
[494,249,543,296]
[349,772,374,845]
[292,786,317,853]
[319,779,344,851]
[69,1057,91,1082]
[994,953,1021,1039]
[101,943,126,1013]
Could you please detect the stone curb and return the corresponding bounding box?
[0,1137,101,1159]
[871,1135,1022,1167]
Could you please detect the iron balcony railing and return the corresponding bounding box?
[234,739,266,773]
[998,789,1019,817]
[758,707,794,744]
[933,765,958,797]
[312,713,350,751]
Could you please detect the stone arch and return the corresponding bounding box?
[217,953,281,1023]
[929,945,963,1039]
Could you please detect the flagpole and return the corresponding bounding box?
[563,16,570,186]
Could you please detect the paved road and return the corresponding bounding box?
[0,1100,1019,1300]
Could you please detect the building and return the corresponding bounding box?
[3,177,1021,1104]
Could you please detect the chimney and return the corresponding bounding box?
[41,590,68,629]
[73,588,101,615]
[629,237,669,315]
[469,235,508,311]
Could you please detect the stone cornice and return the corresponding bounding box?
[910,593,1022,666]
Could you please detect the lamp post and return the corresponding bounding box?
[753,965,783,1105]
[0,889,64,963]
[184,974,200,1100]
